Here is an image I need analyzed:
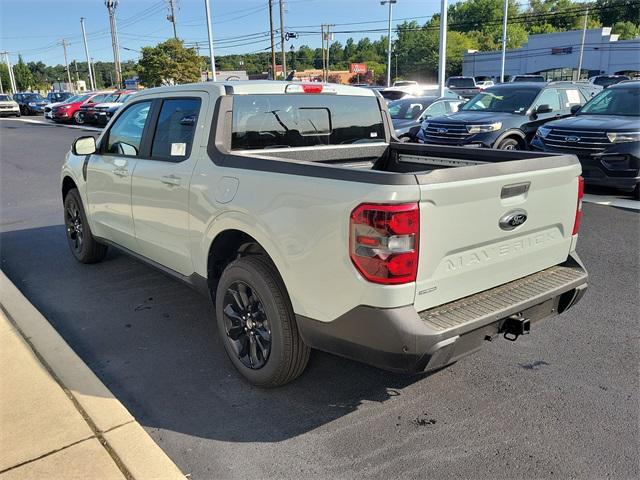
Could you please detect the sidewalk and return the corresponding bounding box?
[0,271,184,480]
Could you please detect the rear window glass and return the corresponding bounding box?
[447,78,475,88]
[231,94,385,149]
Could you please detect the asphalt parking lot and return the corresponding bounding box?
[1,118,638,479]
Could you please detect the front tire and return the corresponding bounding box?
[64,189,108,263]
[496,137,521,150]
[215,256,310,387]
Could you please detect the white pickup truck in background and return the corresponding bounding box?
[61,81,588,386]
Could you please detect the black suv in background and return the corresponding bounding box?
[589,74,630,89]
[531,80,640,199]
[417,81,600,150]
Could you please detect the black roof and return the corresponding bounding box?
[486,82,547,90]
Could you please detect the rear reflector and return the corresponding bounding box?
[572,176,584,235]
[350,203,420,285]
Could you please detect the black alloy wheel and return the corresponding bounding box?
[222,281,272,369]
[65,196,84,254]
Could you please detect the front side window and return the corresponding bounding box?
[388,99,432,120]
[151,98,201,159]
[231,94,385,149]
[534,88,562,111]
[462,87,539,113]
[106,101,152,156]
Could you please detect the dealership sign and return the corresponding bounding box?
[349,63,367,74]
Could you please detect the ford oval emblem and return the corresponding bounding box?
[499,209,528,230]
[437,127,448,133]
[565,135,580,143]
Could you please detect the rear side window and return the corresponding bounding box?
[562,89,586,108]
[151,98,201,159]
[231,94,385,149]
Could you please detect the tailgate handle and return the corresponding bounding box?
[501,182,530,199]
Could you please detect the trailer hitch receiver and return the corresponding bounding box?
[502,315,530,341]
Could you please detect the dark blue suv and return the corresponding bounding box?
[531,81,640,199]
[417,81,600,150]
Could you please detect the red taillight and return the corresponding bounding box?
[572,176,584,235]
[349,203,420,285]
[302,84,323,93]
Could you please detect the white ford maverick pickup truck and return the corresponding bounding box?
[61,81,588,386]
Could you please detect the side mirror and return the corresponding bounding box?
[72,136,96,156]
[570,104,581,114]
[535,104,553,114]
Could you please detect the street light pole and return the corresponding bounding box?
[380,0,396,87]
[80,18,95,90]
[268,0,277,79]
[2,52,17,93]
[500,0,508,83]
[438,0,448,97]
[577,8,588,81]
[279,0,287,77]
[204,0,217,81]
[60,39,73,91]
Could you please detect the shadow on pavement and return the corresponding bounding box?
[0,225,424,443]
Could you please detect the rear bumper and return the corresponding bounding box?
[297,253,588,373]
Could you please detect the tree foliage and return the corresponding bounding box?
[138,39,203,87]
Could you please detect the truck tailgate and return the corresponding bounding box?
[413,159,581,312]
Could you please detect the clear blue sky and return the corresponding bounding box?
[0,0,464,66]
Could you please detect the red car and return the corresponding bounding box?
[52,92,112,124]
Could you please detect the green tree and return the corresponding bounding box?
[138,38,203,87]
[611,20,640,39]
[596,0,640,26]
[13,55,34,91]
[0,64,12,92]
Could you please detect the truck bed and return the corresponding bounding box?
[245,142,578,185]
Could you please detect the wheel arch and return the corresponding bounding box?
[493,129,527,148]
[61,175,78,200]
[205,226,286,300]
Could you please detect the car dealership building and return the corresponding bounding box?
[462,28,640,81]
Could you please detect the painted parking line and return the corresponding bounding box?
[1,117,102,132]
[583,194,639,211]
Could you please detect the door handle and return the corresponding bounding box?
[112,168,128,177]
[161,174,182,186]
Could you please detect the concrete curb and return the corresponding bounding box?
[0,270,184,480]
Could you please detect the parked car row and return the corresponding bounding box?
[403,80,639,198]
[45,90,136,125]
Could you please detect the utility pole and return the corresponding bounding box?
[80,18,95,90]
[167,0,178,39]
[60,39,73,91]
[204,0,216,81]
[437,0,447,97]
[577,8,588,81]
[380,0,396,87]
[500,0,508,83]
[2,52,17,93]
[321,24,326,82]
[269,0,277,79]
[105,0,122,87]
[279,0,287,77]
[325,24,334,81]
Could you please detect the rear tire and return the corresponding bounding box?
[73,111,84,124]
[633,184,639,201]
[63,189,108,264]
[215,255,310,387]
[496,137,521,150]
